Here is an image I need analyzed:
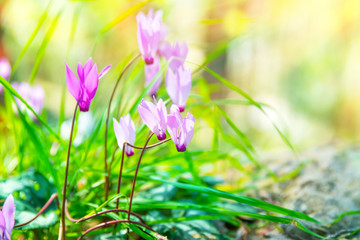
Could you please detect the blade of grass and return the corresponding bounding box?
[0,76,62,142]
[11,0,53,74]
[29,7,63,84]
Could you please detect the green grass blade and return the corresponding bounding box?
[99,1,149,35]
[136,176,320,224]
[204,67,296,154]
[29,8,63,84]
[11,0,53,74]
[0,76,62,142]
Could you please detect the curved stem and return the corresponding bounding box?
[60,102,78,240]
[15,193,58,228]
[64,201,145,223]
[115,142,126,209]
[127,133,153,221]
[78,219,155,240]
[127,138,171,150]
[104,53,140,201]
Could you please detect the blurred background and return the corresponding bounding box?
[1,0,359,155]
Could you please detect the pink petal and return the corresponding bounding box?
[165,68,179,105]
[0,211,5,237]
[184,113,195,146]
[138,103,160,136]
[166,115,179,145]
[84,64,99,99]
[83,57,93,77]
[98,65,111,79]
[2,195,15,237]
[178,67,192,108]
[65,62,81,101]
[113,118,126,149]
[77,63,84,84]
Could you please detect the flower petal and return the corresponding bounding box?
[113,118,126,149]
[0,211,5,237]
[77,63,84,84]
[98,65,111,79]
[165,68,179,105]
[183,113,195,147]
[65,62,81,101]
[85,63,99,99]
[83,57,93,77]
[2,195,15,239]
[138,103,159,136]
[178,67,192,109]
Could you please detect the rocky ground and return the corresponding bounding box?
[247,144,360,240]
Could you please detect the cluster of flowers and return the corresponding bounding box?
[65,9,195,154]
[138,9,191,112]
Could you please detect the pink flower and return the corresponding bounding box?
[113,114,136,156]
[0,57,11,93]
[145,56,162,96]
[12,82,45,119]
[165,66,192,112]
[0,57,11,80]
[0,194,15,240]
[65,58,111,112]
[137,9,168,65]
[160,41,188,71]
[138,98,167,140]
[167,105,194,152]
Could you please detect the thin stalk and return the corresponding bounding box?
[64,201,145,223]
[114,138,171,210]
[127,133,153,221]
[104,54,140,201]
[60,102,78,240]
[78,219,156,240]
[15,193,58,228]
[115,142,126,209]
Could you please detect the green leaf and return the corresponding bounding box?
[0,170,58,230]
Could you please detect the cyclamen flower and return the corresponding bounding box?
[65,58,111,112]
[138,98,167,140]
[12,82,45,119]
[167,105,194,152]
[160,41,188,71]
[0,195,15,240]
[165,66,192,112]
[137,9,168,65]
[113,114,136,156]
[145,56,162,96]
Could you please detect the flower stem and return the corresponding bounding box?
[104,54,140,201]
[115,142,126,209]
[60,102,78,240]
[64,201,145,223]
[127,133,153,221]
[15,193,59,228]
[78,219,156,240]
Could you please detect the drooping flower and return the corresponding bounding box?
[12,82,45,119]
[113,114,136,156]
[165,66,192,112]
[0,57,11,93]
[159,41,188,71]
[0,194,15,240]
[167,105,194,152]
[138,98,167,140]
[137,9,168,65]
[145,56,162,96]
[65,58,111,112]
